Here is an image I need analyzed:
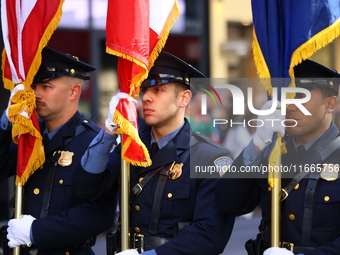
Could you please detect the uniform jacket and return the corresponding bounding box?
[0,112,116,255]
[74,119,235,255]
[216,122,340,255]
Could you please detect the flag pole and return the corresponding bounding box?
[120,138,130,250]
[271,158,281,247]
[13,182,23,255]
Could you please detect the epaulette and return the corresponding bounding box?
[80,118,101,133]
[191,131,223,149]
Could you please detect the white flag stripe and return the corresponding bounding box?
[17,0,37,81]
[150,0,176,34]
[16,0,25,82]
[1,0,37,83]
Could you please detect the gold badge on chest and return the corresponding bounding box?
[169,162,183,180]
[320,164,338,181]
[58,151,74,167]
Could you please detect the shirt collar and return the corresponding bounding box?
[150,122,184,149]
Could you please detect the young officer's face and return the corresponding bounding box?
[141,83,185,128]
[285,88,336,143]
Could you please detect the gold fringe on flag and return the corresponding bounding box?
[3,0,65,186]
[148,1,180,71]
[113,110,152,167]
[267,133,287,187]
[252,28,273,94]
[106,1,180,167]
[289,17,340,78]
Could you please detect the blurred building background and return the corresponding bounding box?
[0,0,340,226]
[1,0,340,127]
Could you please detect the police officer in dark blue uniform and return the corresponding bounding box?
[0,47,117,255]
[74,51,235,255]
[216,59,340,255]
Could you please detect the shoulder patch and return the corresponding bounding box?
[214,156,233,177]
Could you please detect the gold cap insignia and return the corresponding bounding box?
[58,151,74,167]
[169,163,183,180]
[320,164,338,181]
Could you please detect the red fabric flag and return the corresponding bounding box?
[106,0,179,167]
[1,0,64,186]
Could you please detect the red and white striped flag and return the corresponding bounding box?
[106,0,180,167]
[1,0,64,186]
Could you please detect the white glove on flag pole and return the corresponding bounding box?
[5,84,29,120]
[253,100,285,150]
[7,215,36,248]
[264,247,294,255]
[116,249,140,255]
[105,92,137,133]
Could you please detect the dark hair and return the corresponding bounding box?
[318,87,338,98]
[174,82,189,96]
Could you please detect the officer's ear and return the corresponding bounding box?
[325,95,338,114]
[179,89,191,108]
[70,83,82,101]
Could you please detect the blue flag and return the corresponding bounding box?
[251,0,340,187]
[252,0,340,95]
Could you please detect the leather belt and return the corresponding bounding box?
[40,125,87,218]
[301,172,320,246]
[261,240,313,254]
[40,151,61,218]
[131,167,162,198]
[149,163,174,235]
[133,234,171,252]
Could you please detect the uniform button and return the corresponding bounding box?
[167,193,173,198]
[139,177,144,182]
[33,188,40,195]
[134,227,140,232]
[294,183,299,190]
[324,196,330,202]
[65,251,70,255]
[59,179,64,184]
[268,187,272,191]
[135,205,140,211]
[288,214,295,220]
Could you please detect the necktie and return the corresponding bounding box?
[43,133,50,143]
[297,145,306,157]
[150,142,159,157]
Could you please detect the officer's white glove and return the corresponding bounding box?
[264,247,294,255]
[105,92,137,133]
[115,249,140,255]
[5,84,27,119]
[7,215,36,248]
[253,100,285,150]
